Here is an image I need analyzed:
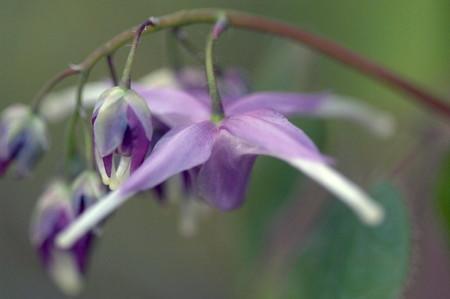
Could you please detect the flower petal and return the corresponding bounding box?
[121,121,217,193]
[126,108,151,173]
[223,109,383,225]
[222,109,328,162]
[307,94,395,137]
[13,116,49,177]
[135,87,210,127]
[226,92,394,137]
[49,250,83,295]
[289,159,383,225]
[124,90,153,140]
[57,121,217,249]
[197,130,256,211]
[137,68,180,88]
[226,92,325,116]
[93,92,128,157]
[0,105,30,159]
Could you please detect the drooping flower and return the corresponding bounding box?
[43,68,392,208]
[30,181,83,295]
[93,86,153,190]
[31,173,104,295]
[0,104,48,177]
[38,67,393,243]
[57,87,388,248]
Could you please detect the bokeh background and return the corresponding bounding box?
[0,1,449,298]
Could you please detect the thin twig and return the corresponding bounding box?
[106,54,118,86]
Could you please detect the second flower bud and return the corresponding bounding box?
[93,87,152,190]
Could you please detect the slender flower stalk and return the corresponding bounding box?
[205,13,228,119]
[106,54,118,86]
[64,71,91,173]
[31,67,80,113]
[120,18,159,88]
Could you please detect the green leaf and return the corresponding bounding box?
[285,182,410,299]
[436,151,450,242]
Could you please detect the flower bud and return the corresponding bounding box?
[0,104,48,177]
[31,181,80,295]
[93,87,153,190]
[31,180,96,295]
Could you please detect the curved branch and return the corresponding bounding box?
[32,8,450,118]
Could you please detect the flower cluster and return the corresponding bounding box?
[50,67,390,247]
[0,65,394,293]
[0,17,400,293]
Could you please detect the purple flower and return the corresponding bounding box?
[133,68,250,201]
[57,88,386,248]
[0,104,48,177]
[93,86,153,190]
[30,181,83,295]
[31,173,104,295]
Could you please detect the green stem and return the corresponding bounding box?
[63,71,90,175]
[81,118,94,170]
[205,21,225,119]
[29,9,450,119]
[120,18,157,88]
[31,67,80,113]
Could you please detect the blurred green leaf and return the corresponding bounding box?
[285,182,410,299]
[436,151,450,242]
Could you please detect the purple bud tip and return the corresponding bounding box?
[212,16,229,39]
[137,17,160,35]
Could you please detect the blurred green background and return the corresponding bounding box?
[0,0,449,298]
